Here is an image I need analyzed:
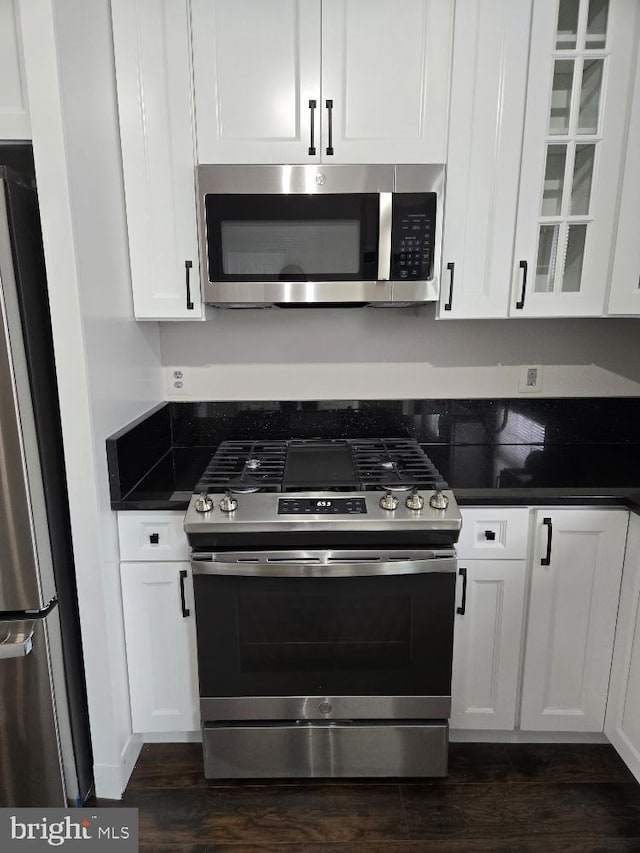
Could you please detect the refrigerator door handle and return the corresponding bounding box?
[0,621,35,659]
[0,597,58,623]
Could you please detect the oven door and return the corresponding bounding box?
[192,549,456,722]
[197,165,393,305]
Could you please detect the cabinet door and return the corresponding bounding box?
[520,509,628,731]
[440,0,531,318]
[511,0,638,317]
[321,0,453,163]
[120,562,200,733]
[607,43,640,315]
[605,513,640,782]
[450,560,526,730]
[0,0,30,139]
[111,0,203,320]
[192,0,321,164]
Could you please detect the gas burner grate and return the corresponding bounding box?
[195,440,288,493]
[195,437,448,494]
[351,438,447,491]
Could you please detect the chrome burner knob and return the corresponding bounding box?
[379,491,399,511]
[194,492,213,513]
[429,490,450,510]
[405,489,425,511]
[246,458,261,470]
[219,492,238,513]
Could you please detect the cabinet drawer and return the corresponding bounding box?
[457,507,529,560]
[117,511,189,562]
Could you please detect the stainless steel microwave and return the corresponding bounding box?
[197,164,444,307]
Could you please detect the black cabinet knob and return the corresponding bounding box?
[484,530,496,541]
[149,532,160,544]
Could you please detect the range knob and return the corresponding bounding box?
[429,490,450,510]
[406,489,425,511]
[194,492,213,513]
[219,491,238,513]
[379,491,399,511]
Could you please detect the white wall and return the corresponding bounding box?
[21,0,163,798]
[160,306,640,399]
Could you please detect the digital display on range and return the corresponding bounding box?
[277,498,367,515]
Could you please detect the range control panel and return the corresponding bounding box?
[391,193,436,281]
[278,497,367,515]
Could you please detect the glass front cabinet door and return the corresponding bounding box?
[511,0,639,317]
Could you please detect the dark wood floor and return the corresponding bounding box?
[93,742,640,852]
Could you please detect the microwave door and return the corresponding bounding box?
[202,191,391,305]
[377,192,392,282]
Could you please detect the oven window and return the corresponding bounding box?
[204,193,379,282]
[238,593,410,671]
[194,572,455,698]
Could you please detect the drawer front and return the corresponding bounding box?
[202,721,448,779]
[117,511,189,562]
[457,508,529,560]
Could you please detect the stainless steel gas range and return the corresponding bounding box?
[183,438,462,779]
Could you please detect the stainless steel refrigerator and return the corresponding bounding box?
[0,164,92,806]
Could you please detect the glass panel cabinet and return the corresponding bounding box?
[512,0,638,317]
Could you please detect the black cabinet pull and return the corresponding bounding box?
[308,99,317,155]
[484,530,496,541]
[444,261,454,311]
[185,260,194,310]
[457,567,467,615]
[149,532,159,545]
[325,99,334,155]
[541,517,553,566]
[179,569,190,618]
[515,260,528,309]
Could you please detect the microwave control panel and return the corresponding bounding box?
[391,193,436,281]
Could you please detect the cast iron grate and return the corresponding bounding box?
[195,437,448,493]
[351,438,447,491]
[196,440,288,493]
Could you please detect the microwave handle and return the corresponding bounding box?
[378,193,392,281]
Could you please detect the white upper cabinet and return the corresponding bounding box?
[320,0,452,163]
[191,0,453,165]
[511,0,639,317]
[191,0,321,164]
[607,41,640,316]
[0,0,30,140]
[111,0,203,320]
[439,0,531,318]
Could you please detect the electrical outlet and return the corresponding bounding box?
[167,367,189,396]
[519,364,543,393]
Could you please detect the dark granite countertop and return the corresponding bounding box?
[106,399,640,514]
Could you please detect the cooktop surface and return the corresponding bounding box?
[195,438,448,494]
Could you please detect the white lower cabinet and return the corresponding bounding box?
[605,512,640,781]
[453,506,629,738]
[451,507,529,730]
[120,561,200,734]
[451,559,526,729]
[520,509,628,731]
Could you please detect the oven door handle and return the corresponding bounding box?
[191,553,457,578]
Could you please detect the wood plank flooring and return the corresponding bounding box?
[92,743,640,851]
